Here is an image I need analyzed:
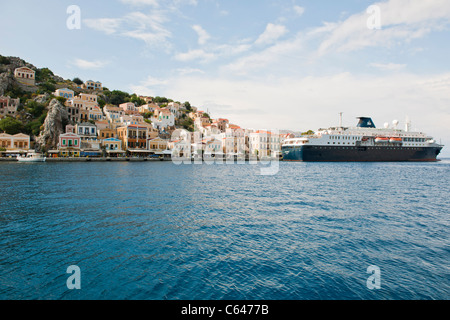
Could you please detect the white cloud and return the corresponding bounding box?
[176,68,205,75]
[174,49,216,62]
[369,62,407,71]
[293,5,305,17]
[255,23,288,46]
[84,11,172,49]
[73,59,110,70]
[129,75,169,95]
[192,25,211,45]
[223,32,304,75]
[83,18,122,35]
[317,0,450,55]
[119,0,159,6]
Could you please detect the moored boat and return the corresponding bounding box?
[17,152,46,162]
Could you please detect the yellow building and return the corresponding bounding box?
[117,124,148,150]
[82,80,102,91]
[0,133,30,156]
[148,137,168,153]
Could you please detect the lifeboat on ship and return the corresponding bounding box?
[375,137,389,143]
[389,137,402,143]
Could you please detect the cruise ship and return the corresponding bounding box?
[281,116,443,162]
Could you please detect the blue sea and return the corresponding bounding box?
[0,160,449,300]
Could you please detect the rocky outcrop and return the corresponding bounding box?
[34,93,51,104]
[36,99,68,151]
[0,72,16,96]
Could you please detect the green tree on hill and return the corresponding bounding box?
[107,90,130,105]
[184,101,192,111]
[26,101,46,118]
[35,68,54,83]
[130,94,146,106]
[153,96,169,104]
[0,117,24,135]
[0,55,10,65]
[72,77,83,85]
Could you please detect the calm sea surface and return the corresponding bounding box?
[0,160,449,300]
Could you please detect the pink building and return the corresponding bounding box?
[119,102,137,112]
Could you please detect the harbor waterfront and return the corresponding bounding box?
[1,160,449,300]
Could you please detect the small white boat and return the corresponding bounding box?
[17,152,46,162]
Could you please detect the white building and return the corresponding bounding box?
[76,122,97,141]
[249,130,280,158]
[152,108,175,130]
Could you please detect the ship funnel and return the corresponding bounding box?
[356,117,376,128]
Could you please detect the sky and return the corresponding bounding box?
[1,0,450,156]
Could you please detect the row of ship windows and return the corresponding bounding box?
[326,142,425,146]
[328,136,426,142]
[329,136,356,140]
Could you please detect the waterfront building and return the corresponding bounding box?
[80,139,102,157]
[102,138,125,157]
[249,130,280,158]
[223,127,246,155]
[14,67,35,86]
[0,133,30,155]
[147,137,168,154]
[168,139,191,157]
[117,124,149,151]
[58,133,81,157]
